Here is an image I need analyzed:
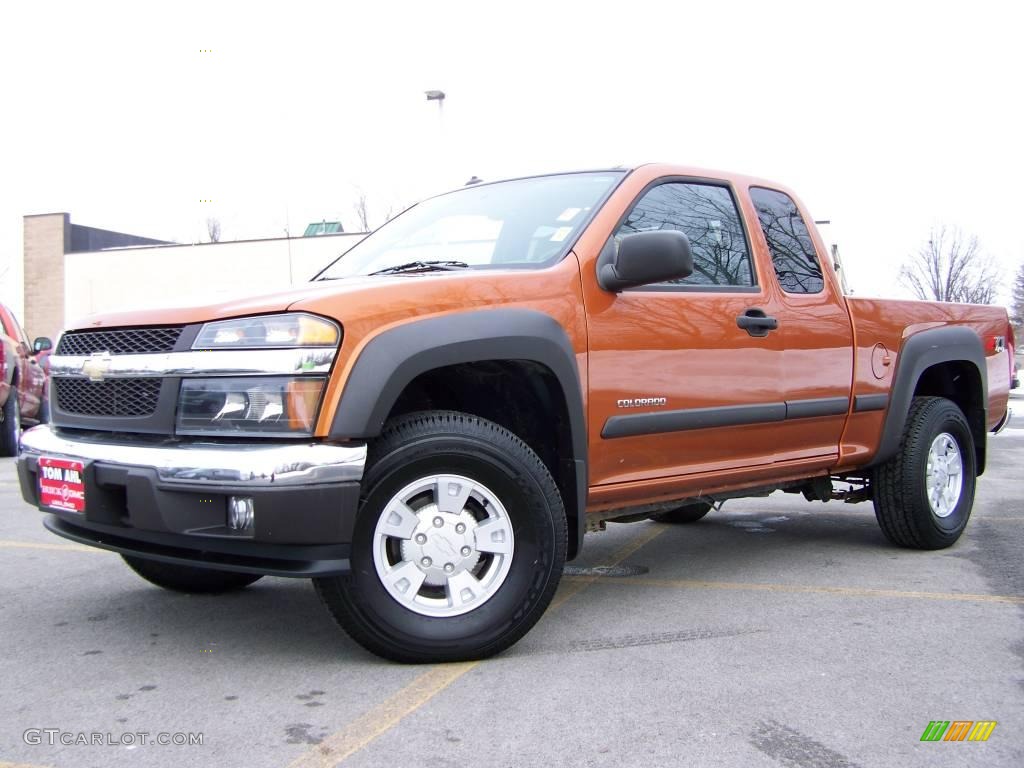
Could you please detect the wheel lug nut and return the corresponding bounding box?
[461,546,472,556]
[421,557,432,567]
[455,523,466,533]
[444,563,454,573]
[433,517,444,528]
[415,533,427,544]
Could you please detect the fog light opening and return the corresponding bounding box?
[227,496,255,532]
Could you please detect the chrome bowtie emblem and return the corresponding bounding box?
[81,352,113,382]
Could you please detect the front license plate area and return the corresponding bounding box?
[37,457,86,513]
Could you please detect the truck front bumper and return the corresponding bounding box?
[16,425,367,577]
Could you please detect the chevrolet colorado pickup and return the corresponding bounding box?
[16,165,1014,663]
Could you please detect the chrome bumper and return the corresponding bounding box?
[18,424,366,487]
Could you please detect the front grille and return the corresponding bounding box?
[57,326,184,356]
[54,378,162,417]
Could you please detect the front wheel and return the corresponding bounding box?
[0,388,21,457]
[122,556,263,593]
[315,411,567,663]
[873,396,977,549]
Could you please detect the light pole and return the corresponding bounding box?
[425,89,445,136]
[425,90,447,188]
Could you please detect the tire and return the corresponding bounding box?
[872,396,976,550]
[651,501,712,524]
[38,394,50,424]
[122,555,263,593]
[0,387,20,457]
[315,410,567,663]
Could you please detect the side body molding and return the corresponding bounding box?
[870,325,988,470]
[329,308,588,553]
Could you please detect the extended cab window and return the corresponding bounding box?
[750,187,824,294]
[616,182,754,288]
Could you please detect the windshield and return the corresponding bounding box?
[317,171,624,279]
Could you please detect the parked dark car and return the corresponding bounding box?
[0,303,50,455]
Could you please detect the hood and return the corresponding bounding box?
[66,276,396,329]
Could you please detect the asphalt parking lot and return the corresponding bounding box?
[1,395,1022,768]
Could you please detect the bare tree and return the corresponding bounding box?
[206,217,222,243]
[899,227,999,304]
[354,193,371,232]
[1011,262,1024,328]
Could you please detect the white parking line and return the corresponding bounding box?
[0,539,108,554]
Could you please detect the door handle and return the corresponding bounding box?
[736,308,778,337]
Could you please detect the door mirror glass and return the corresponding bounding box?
[33,337,53,354]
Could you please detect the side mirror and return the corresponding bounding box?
[597,230,694,292]
[33,337,53,354]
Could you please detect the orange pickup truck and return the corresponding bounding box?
[17,164,1014,662]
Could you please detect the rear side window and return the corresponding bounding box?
[750,187,824,294]
[616,182,754,288]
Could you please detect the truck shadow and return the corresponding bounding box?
[597,509,930,580]
[36,509,966,665]
[65,577,384,663]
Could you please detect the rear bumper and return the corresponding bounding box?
[17,425,367,577]
[992,407,1013,435]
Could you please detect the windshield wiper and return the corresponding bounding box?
[368,260,469,276]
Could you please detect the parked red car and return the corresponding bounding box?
[0,303,50,455]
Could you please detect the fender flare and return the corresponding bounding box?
[871,325,987,469]
[330,308,587,554]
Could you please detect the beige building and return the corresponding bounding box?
[22,214,363,342]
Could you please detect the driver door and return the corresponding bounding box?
[583,179,786,487]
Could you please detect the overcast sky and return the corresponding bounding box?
[2,0,1021,319]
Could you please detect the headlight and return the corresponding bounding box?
[177,377,326,436]
[193,313,340,349]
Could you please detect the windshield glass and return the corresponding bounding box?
[317,171,624,278]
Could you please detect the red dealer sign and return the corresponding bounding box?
[37,457,86,513]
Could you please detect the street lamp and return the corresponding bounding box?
[425,90,445,127]
[425,90,447,188]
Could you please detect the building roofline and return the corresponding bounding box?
[66,230,368,255]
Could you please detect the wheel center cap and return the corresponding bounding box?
[401,505,480,586]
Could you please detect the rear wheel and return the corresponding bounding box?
[651,501,712,524]
[873,396,976,549]
[315,410,566,663]
[122,556,263,593]
[655,501,712,528]
[0,387,21,457]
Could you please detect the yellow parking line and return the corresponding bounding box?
[548,524,665,611]
[0,761,56,768]
[0,539,107,554]
[287,524,666,768]
[286,663,476,768]
[568,575,1024,605]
